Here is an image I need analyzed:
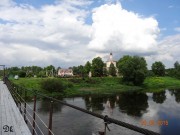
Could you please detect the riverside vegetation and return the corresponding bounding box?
[11,76,180,98]
[4,55,180,98]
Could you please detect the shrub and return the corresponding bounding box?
[18,71,26,78]
[68,78,83,83]
[41,79,65,93]
[84,78,99,84]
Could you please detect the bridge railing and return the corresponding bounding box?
[4,77,54,135]
[4,77,160,135]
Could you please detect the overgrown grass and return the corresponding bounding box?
[143,77,180,92]
[11,76,180,97]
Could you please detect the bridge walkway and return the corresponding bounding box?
[0,81,31,135]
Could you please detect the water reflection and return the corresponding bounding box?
[117,92,148,117]
[38,100,63,113]
[170,89,180,103]
[84,96,105,112]
[27,90,180,135]
[83,92,149,117]
[152,91,166,104]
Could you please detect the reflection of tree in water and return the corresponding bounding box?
[38,100,64,113]
[84,95,105,112]
[117,92,148,117]
[170,89,180,103]
[152,91,166,104]
[106,96,116,109]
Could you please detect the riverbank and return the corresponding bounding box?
[11,76,180,97]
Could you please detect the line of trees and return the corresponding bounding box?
[72,57,117,77]
[4,65,57,78]
[117,55,180,85]
[1,55,179,86]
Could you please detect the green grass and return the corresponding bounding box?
[12,78,43,90]
[11,76,180,97]
[143,76,180,92]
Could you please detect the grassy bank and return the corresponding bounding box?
[143,77,180,92]
[11,76,180,97]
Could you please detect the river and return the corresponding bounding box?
[26,89,180,135]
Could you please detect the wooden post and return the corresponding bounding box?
[32,95,37,135]
[48,101,53,135]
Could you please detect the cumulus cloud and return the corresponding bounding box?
[0,0,15,7]
[88,3,160,54]
[145,34,180,68]
[0,0,93,67]
[0,0,179,68]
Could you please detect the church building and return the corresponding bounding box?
[106,52,117,71]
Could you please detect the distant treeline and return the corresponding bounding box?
[0,55,180,86]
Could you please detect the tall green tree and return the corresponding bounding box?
[117,55,147,86]
[72,66,78,75]
[174,61,180,70]
[109,63,116,76]
[78,65,85,77]
[103,67,108,76]
[174,61,180,79]
[8,67,20,76]
[44,65,55,77]
[151,61,165,76]
[72,65,85,77]
[91,57,104,77]
[84,61,91,74]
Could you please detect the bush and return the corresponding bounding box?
[18,71,26,78]
[68,78,83,83]
[41,79,65,93]
[84,78,99,84]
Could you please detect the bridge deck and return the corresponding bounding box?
[0,81,31,135]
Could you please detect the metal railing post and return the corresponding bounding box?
[14,86,18,106]
[32,94,37,135]
[48,100,53,135]
[24,90,27,123]
[18,86,22,113]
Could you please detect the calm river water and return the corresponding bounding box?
[27,89,180,135]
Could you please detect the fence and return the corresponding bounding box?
[4,77,160,135]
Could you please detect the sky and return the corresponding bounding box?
[0,0,179,69]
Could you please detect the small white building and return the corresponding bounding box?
[58,69,73,77]
[14,75,19,80]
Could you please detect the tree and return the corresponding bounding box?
[72,66,78,76]
[84,61,91,74]
[91,57,104,77]
[109,63,116,76]
[78,65,85,77]
[151,61,165,76]
[174,61,180,79]
[37,71,46,77]
[103,67,108,76]
[8,67,20,76]
[152,91,166,104]
[117,55,147,86]
[72,65,85,77]
[18,71,26,78]
[174,61,180,70]
[44,65,55,77]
